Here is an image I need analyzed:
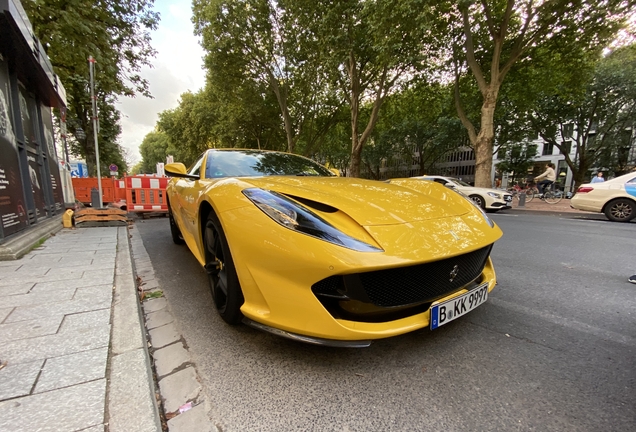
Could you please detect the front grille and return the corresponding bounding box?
[504,195,512,202]
[313,244,492,309]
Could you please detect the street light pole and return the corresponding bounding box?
[88,56,102,208]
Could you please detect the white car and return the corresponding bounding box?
[570,172,636,222]
[413,176,513,211]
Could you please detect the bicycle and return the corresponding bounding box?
[508,182,539,202]
[536,183,564,204]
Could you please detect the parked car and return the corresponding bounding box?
[570,172,636,222]
[412,175,513,211]
[165,149,503,347]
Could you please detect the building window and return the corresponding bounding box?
[561,140,571,155]
[542,142,554,156]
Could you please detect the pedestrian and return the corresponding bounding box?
[534,163,556,196]
[629,274,636,284]
[591,172,605,183]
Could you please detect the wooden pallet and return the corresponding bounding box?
[74,208,129,227]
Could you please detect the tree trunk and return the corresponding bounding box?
[474,87,498,188]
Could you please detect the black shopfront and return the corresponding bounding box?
[0,0,66,242]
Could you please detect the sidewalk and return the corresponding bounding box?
[505,197,598,216]
[0,227,161,432]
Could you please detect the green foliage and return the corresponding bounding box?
[495,142,537,185]
[139,131,170,174]
[443,0,633,186]
[23,0,158,173]
[527,43,636,186]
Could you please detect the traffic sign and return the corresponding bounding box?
[109,164,118,172]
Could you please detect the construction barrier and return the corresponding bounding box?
[125,176,169,213]
[72,175,170,215]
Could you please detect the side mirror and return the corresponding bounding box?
[329,168,341,177]
[444,183,456,188]
[165,163,199,180]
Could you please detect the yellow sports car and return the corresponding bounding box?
[165,149,503,347]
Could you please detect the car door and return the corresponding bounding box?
[174,154,205,240]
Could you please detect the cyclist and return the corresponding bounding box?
[534,163,556,197]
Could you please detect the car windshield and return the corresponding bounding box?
[448,177,472,187]
[205,150,334,178]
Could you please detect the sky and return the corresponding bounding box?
[115,0,206,166]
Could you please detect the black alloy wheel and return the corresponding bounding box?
[469,194,486,209]
[204,212,244,324]
[168,203,185,245]
[604,198,635,222]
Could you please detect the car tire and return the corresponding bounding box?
[168,203,185,245]
[204,212,244,324]
[604,198,635,222]
[469,195,486,209]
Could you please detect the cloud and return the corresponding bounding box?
[116,0,206,165]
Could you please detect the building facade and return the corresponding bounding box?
[0,0,67,242]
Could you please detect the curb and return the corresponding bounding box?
[0,216,63,260]
[128,222,216,432]
[107,226,163,431]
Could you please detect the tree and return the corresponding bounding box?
[139,131,170,174]
[444,0,632,187]
[529,44,636,187]
[193,0,339,154]
[156,91,217,166]
[23,0,158,173]
[495,141,537,185]
[311,0,434,177]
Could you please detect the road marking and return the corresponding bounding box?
[488,297,636,348]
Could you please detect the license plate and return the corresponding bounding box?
[430,283,489,330]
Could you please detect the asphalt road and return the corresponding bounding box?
[135,213,636,431]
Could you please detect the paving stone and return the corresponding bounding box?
[0,360,44,400]
[0,379,105,432]
[0,283,34,296]
[153,342,190,378]
[81,271,116,286]
[148,322,180,349]
[0,307,13,323]
[10,266,52,276]
[0,323,110,363]
[28,247,72,255]
[167,402,216,432]
[57,257,95,266]
[0,260,25,267]
[73,285,114,303]
[0,269,86,285]
[135,261,153,271]
[6,296,111,323]
[35,347,108,393]
[0,288,75,308]
[59,309,111,333]
[0,264,22,272]
[77,425,105,432]
[158,366,201,413]
[0,316,63,343]
[23,255,62,265]
[29,279,96,293]
[140,278,160,291]
[48,262,115,273]
[143,297,167,314]
[145,309,173,330]
[108,349,161,432]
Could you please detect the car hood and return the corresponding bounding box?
[238,176,470,226]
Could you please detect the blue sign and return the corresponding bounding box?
[69,160,88,178]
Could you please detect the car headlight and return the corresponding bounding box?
[473,201,495,227]
[487,192,501,199]
[243,188,382,252]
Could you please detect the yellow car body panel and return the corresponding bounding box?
[166,149,503,343]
